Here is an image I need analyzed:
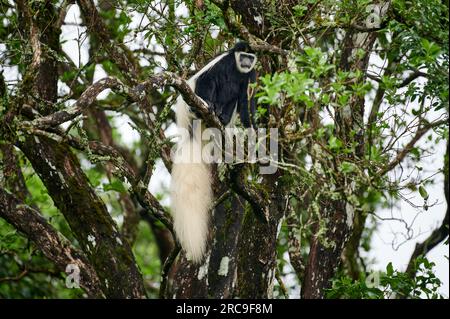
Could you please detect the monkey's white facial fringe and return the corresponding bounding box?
[234,52,257,73]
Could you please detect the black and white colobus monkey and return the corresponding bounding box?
[171,42,258,263]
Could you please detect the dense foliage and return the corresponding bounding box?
[0,0,448,299]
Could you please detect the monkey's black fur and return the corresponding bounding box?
[194,42,257,128]
[170,42,258,263]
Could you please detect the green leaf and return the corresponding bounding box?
[418,185,429,200]
[340,161,356,173]
[329,136,343,151]
[103,179,128,194]
[386,262,394,276]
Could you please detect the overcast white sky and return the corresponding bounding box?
[368,142,448,296]
[1,3,448,297]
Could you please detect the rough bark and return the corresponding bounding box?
[169,191,245,298]
[0,189,103,298]
[236,173,284,298]
[0,143,29,201]
[14,0,146,298]
[302,27,379,298]
[302,200,350,298]
[19,136,146,298]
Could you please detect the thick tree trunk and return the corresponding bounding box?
[0,189,104,297]
[236,176,285,298]
[15,0,146,298]
[19,137,146,298]
[169,193,245,298]
[301,201,350,298]
[302,26,380,298]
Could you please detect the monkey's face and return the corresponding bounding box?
[234,51,257,73]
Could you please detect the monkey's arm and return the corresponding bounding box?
[238,71,257,128]
[249,70,257,128]
[193,73,218,118]
[195,71,236,126]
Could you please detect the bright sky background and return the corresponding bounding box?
[1,3,448,297]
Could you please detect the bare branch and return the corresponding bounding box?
[27,73,224,132]
[28,77,127,130]
[138,72,225,129]
[377,119,448,176]
[77,0,139,83]
[406,140,449,276]
[19,125,174,233]
[398,70,428,88]
[405,209,449,275]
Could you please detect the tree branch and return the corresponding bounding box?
[0,189,103,297]
[377,119,448,176]
[28,77,128,130]
[18,134,147,298]
[286,204,305,280]
[136,73,224,130]
[77,0,139,83]
[14,0,146,299]
[229,165,269,223]
[405,209,449,276]
[159,244,181,299]
[19,125,174,233]
[26,73,224,132]
[398,69,428,88]
[406,140,449,276]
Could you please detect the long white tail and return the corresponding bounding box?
[170,94,213,263]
